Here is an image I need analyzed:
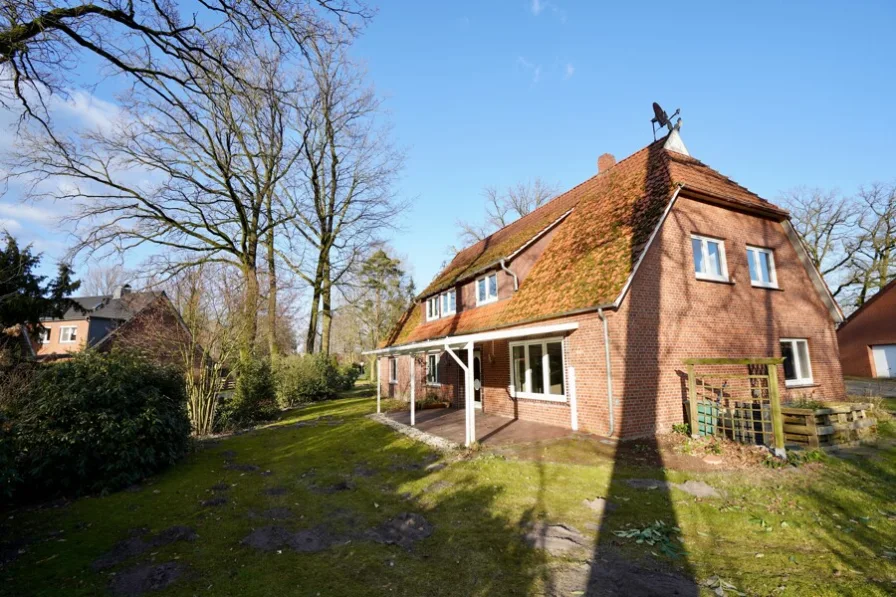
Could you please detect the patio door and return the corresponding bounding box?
[473,350,483,409]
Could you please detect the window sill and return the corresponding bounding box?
[389,381,398,385]
[510,391,567,403]
[695,275,733,285]
[476,298,498,307]
[751,283,781,291]
[425,383,441,388]
[785,381,817,389]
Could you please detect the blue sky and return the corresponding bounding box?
[2,0,894,290]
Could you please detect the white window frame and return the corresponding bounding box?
[690,234,729,282]
[440,289,456,317]
[38,328,51,344]
[425,296,440,321]
[746,245,778,288]
[59,325,78,344]
[476,272,498,305]
[780,338,813,387]
[507,337,566,402]
[426,352,441,386]
[389,357,398,384]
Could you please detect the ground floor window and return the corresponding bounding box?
[60,326,78,343]
[780,338,813,386]
[389,357,397,384]
[426,353,440,385]
[509,338,565,401]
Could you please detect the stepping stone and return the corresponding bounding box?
[625,478,670,490]
[703,455,724,465]
[671,480,721,499]
[423,480,453,494]
[582,497,617,514]
[523,522,588,555]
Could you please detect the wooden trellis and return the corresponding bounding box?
[684,357,786,457]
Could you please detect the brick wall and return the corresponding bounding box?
[34,319,89,356]
[837,281,896,377]
[378,196,845,439]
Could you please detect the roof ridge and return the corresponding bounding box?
[439,136,668,276]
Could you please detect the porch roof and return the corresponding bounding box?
[364,321,579,356]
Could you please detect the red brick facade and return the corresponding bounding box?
[378,194,846,438]
[837,279,896,377]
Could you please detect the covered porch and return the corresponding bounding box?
[385,407,574,447]
[367,321,581,447]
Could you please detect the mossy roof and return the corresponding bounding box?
[383,137,785,348]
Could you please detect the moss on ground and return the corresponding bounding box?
[2,385,895,596]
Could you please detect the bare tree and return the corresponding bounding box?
[6,42,303,360]
[850,182,896,307]
[1,0,368,128]
[279,40,405,355]
[454,177,559,247]
[82,264,131,294]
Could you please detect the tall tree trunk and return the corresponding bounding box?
[241,254,259,362]
[320,257,332,355]
[305,267,323,353]
[266,227,278,360]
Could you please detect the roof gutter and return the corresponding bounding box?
[597,308,615,436]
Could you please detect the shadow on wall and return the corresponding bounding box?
[585,140,699,595]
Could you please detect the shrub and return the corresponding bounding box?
[216,355,277,431]
[11,350,190,499]
[274,354,342,407]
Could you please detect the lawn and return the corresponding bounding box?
[2,385,895,596]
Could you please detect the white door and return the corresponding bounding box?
[871,344,896,378]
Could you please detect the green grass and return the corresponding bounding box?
[3,385,896,596]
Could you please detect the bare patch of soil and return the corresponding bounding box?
[92,526,197,571]
[367,513,433,550]
[200,496,227,508]
[108,562,184,597]
[223,463,260,472]
[210,483,231,492]
[262,486,289,496]
[240,525,343,553]
[248,507,294,521]
[352,464,377,478]
[548,549,698,596]
[310,479,354,494]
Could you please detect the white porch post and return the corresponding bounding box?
[466,341,475,446]
[410,354,416,426]
[376,357,381,414]
[569,366,578,431]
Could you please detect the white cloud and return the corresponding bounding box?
[530,0,545,15]
[564,63,575,79]
[530,0,566,21]
[0,202,60,224]
[0,218,22,232]
[517,56,542,85]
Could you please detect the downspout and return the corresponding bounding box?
[597,308,615,436]
[500,258,519,291]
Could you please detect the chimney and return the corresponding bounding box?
[597,153,616,173]
[113,284,132,299]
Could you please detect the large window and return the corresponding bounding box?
[476,273,498,305]
[747,246,778,288]
[780,338,813,386]
[440,289,456,316]
[60,326,78,344]
[426,296,440,321]
[509,338,566,401]
[426,353,440,385]
[691,234,728,282]
[389,357,398,384]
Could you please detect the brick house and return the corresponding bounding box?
[33,285,190,365]
[369,127,846,443]
[837,278,896,378]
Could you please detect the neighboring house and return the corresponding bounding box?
[837,278,896,378]
[33,285,190,365]
[370,126,846,441]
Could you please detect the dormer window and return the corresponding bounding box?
[440,289,456,316]
[426,296,440,321]
[476,273,498,305]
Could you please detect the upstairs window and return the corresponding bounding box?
[440,289,456,316]
[476,273,498,305]
[426,353,440,385]
[389,357,398,384]
[509,338,566,401]
[691,234,728,282]
[38,328,51,344]
[60,326,78,344]
[780,338,813,387]
[426,296,440,321]
[747,246,778,288]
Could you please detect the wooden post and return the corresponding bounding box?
[687,363,699,438]
[767,364,785,458]
[376,357,381,414]
[410,354,416,427]
[569,367,578,431]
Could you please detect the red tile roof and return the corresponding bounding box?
[384,135,786,347]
